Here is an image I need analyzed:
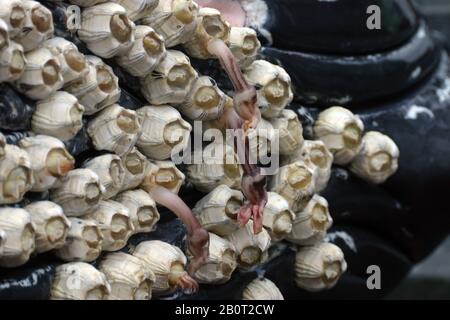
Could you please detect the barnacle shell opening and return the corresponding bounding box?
[31,6,51,33]
[110,13,133,43]
[65,49,87,73]
[10,4,26,30]
[9,49,26,76]
[42,59,60,85]
[46,148,75,177]
[173,0,197,24]
[143,31,163,55]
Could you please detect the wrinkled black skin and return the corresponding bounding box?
[0,84,35,131]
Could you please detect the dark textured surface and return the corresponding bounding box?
[0,84,35,131]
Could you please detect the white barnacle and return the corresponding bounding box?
[262,192,295,242]
[242,278,284,300]
[269,109,304,156]
[229,26,261,68]
[0,39,26,83]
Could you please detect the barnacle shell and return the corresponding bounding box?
[24,201,70,253]
[247,118,278,159]
[83,154,125,199]
[192,184,243,236]
[188,233,237,284]
[65,55,120,115]
[287,195,332,246]
[19,135,75,192]
[32,91,85,142]
[68,0,108,7]
[99,252,156,300]
[42,37,89,86]
[15,1,54,52]
[350,131,400,184]
[50,168,104,216]
[15,47,63,100]
[244,60,293,119]
[0,41,26,82]
[51,262,111,300]
[295,242,347,292]
[0,17,10,49]
[262,192,295,242]
[121,148,149,191]
[141,50,198,105]
[85,200,134,252]
[313,106,364,165]
[0,207,35,268]
[226,220,271,269]
[78,3,135,59]
[0,0,26,38]
[270,109,303,156]
[186,142,242,193]
[0,144,34,204]
[136,105,191,160]
[112,0,159,21]
[141,160,185,194]
[180,76,226,120]
[54,217,104,262]
[140,0,199,47]
[269,160,316,212]
[242,278,284,300]
[87,104,142,156]
[132,240,189,295]
[116,25,166,77]
[184,7,230,59]
[115,189,160,234]
[229,27,261,68]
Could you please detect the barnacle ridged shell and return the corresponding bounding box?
[229,27,261,68]
[140,0,199,47]
[32,91,85,142]
[68,0,108,7]
[0,18,10,50]
[242,278,284,300]
[19,135,75,192]
[192,185,243,236]
[116,189,160,234]
[136,105,191,160]
[186,142,242,193]
[270,109,303,156]
[132,240,189,295]
[141,160,185,194]
[99,252,156,300]
[0,207,35,268]
[65,55,120,115]
[269,160,316,212]
[287,195,332,246]
[0,41,26,82]
[295,242,347,292]
[15,47,63,100]
[350,131,400,184]
[244,60,293,119]
[262,192,295,242]
[141,50,198,105]
[54,217,104,262]
[0,0,26,38]
[116,25,166,77]
[188,233,237,284]
[15,1,54,52]
[247,118,278,159]
[121,148,149,191]
[83,154,125,199]
[226,220,271,269]
[112,0,159,21]
[24,201,70,253]
[313,106,364,165]
[50,168,104,216]
[42,37,89,86]
[87,104,142,156]
[51,262,111,300]
[184,7,230,59]
[0,144,34,204]
[78,3,135,59]
[85,200,134,252]
[180,76,226,120]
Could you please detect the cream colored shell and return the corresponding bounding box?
[242,278,284,300]
[136,105,191,160]
[229,27,261,68]
[270,109,304,156]
[32,91,85,141]
[115,189,160,234]
[112,0,159,21]
[50,168,104,216]
[68,0,108,7]
[350,131,400,184]
[54,217,104,262]
[121,148,149,191]
[87,104,142,156]
[0,0,26,38]
[0,207,35,268]
[262,192,295,242]
[192,184,243,236]
[313,106,364,165]
[295,242,347,292]
[25,201,70,253]
[51,262,111,300]
[246,118,278,159]
[99,252,156,300]
[141,50,198,105]
[0,41,26,83]
[244,60,293,119]
[287,195,332,246]
[141,160,185,194]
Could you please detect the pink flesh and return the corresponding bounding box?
[196,0,246,27]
